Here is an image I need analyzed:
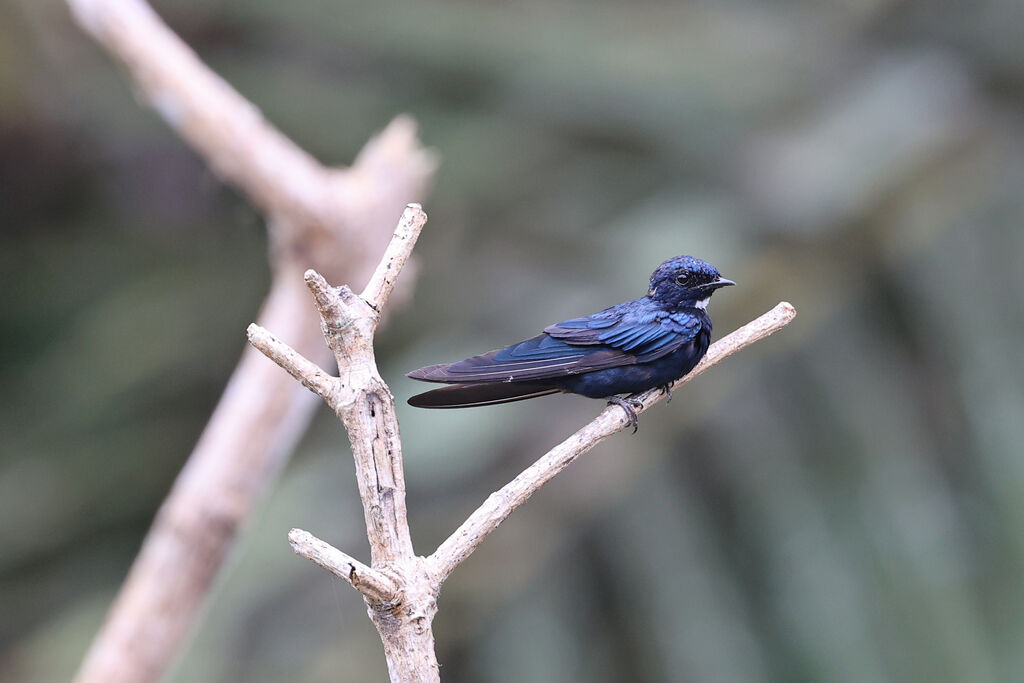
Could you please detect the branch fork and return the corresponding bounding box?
[67,3,436,681]
[249,204,440,680]
[247,204,796,681]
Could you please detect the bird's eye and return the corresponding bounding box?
[674,273,689,285]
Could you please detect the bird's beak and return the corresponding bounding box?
[708,276,735,290]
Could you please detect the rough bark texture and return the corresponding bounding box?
[68,1,435,681]
[249,205,441,681]
[251,230,795,681]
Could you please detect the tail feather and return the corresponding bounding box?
[408,381,561,409]
[406,363,454,382]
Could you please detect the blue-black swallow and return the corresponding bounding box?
[407,255,734,431]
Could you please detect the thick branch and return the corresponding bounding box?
[68,0,381,232]
[249,207,439,682]
[277,204,426,567]
[68,2,435,682]
[252,271,416,564]
[250,205,426,566]
[428,301,797,583]
[66,0,436,280]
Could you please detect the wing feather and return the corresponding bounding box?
[407,301,704,385]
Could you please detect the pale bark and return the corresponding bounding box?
[428,302,798,582]
[249,205,440,681]
[250,213,796,681]
[67,2,798,680]
[68,1,435,682]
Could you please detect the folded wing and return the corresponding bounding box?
[407,304,702,385]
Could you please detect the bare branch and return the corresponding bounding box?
[362,204,429,312]
[288,529,399,603]
[249,208,440,681]
[67,0,321,224]
[246,323,336,401]
[68,2,435,682]
[428,301,797,583]
[304,282,414,564]
[249,198,794,683]
[66,0,437,235]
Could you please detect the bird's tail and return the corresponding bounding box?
[407,381,561,408]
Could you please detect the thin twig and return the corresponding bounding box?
[288,529,399,603]
[362,204,429,312]
[246,324,337,400]
[427,301,797,583]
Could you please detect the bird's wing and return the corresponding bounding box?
[407,305,702,384]
[545,306,702,362]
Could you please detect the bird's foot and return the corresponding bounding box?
[659,384,674,403]
[608,396,644,433]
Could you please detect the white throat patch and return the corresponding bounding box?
[693,297,710,310]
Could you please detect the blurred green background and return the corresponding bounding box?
[3,0,1024,681]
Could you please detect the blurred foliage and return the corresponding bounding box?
[2,0,1024,681]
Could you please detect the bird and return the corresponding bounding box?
[406,255,734,431]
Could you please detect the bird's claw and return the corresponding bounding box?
[660,384,674,403]
[608,396,643,433]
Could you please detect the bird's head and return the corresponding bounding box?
[647,255,734,309]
